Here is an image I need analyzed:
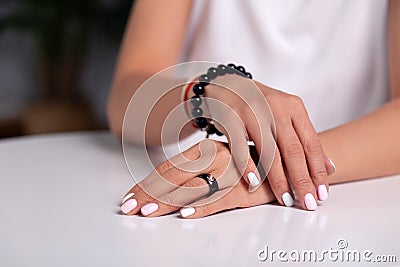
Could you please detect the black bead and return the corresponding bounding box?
[206,124,217,135]
[216,65,227,75]
[214,128,224,136]
[227,63,236,74]
[207,67,218,79]
[191,107,203,118]
[199,74,210,86]
[235,65,246,74]
[193,84,205,95]
[195,117,208,129]
[235,70,246,77]
[190,96,202,107]
[207,123,224,136]
[245,72,253,79]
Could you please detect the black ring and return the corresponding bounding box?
[196,174,219,196]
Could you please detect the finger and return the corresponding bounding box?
[278,123,318,211]
[217,118,263,190]
[180,188,234,218]
[134,140,206,190]
[241,103,276,192]
[141,147,244,217]
[120,154,215,215]
[121,143,200,203]
[121,139,216,204]
[140,175,212,217]
[267,147,295,207]
[213,104,263,191]
[291,104,329,201]
[121,139,229,215]
[180,180,275,219]
[209,93,275,192]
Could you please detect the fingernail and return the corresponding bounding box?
[304,193,317,211]
[282,192,294,207]
[121,192,134,204]
[121,198,137,214]
[141,203,159,216]
[247,172,260,187]
[180,207,195,218]
[328,158,336,171]
[318,185,329,201]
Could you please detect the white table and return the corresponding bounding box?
[0,132,399,266]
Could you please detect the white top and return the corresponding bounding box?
[182,0,390,132]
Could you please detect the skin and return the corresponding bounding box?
[110,0,400,217]
[121,139,336,218]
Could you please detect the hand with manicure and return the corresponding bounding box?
[120,139,336,218]
[196,74,336,210]
[120,139,276,218]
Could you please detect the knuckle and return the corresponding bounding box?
[236,103,248,117]
[311,168,328,181]
[271,178,288,191]
[161,194,173,206]
[156,160,172,174]
[232,140,250,154]
[293,177,313,190]
[170,168,186,183]
[246,99,264,114]
[284,141,304,158]
[139,191,155,204]
[289,95,304,106]
[242,96,260,110]
[231,148,250,169]
[157,167,185,186]
[217,146,231,161]
[304,139,322,155]
[236,157,250,171]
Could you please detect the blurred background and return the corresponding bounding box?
[0,0,133,138]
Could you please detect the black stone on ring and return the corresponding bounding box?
[196,174,219,196]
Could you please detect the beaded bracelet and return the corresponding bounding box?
[188,63,253,137]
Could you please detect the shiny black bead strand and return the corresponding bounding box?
[191,63,253,136]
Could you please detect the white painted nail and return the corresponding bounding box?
[121,192,135,204]
[318,185,329,201]
[121,199,138,214]
[247,172,260,187]
[282,192,294,207]
[305,193,317,211]
[328,158,336,171]
[180,207,195,218]
[141,203,159,216]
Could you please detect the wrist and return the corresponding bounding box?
[182,63,253,137]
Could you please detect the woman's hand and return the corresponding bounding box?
[202,73,335,211]
[120,139,276,218]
